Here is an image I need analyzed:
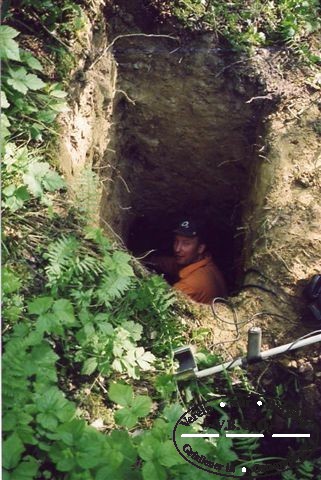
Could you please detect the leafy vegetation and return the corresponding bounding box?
[2,1,321,479]
[150,0,321,62]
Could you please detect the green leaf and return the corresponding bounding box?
[23,162,49,197]
[158,440,182,468]
[97,273,132,305]
[37,110,57,123]
[155,374,176,398]
[142,461,166,480]
[42,169,65,191]
[25,73,46,90]
[4,186,31,211]
[7,67,28,94]
[108,383,133,407]
[0,25,20,61]
[138,436,159,462]
[2,268,21,294]
[10,456,39,480]
[55,449,76,472]
[2,185,15,197]
[95,451,124,480]
[4,195,24,212]
[131,395,152,418]
[15,186,30,202]
[2,433,25,469]
[1,113,10,139]
[49,101,68,113]
[123,321,143,341]
[49,89,68,98]
[134,347,156,371]
[36,312,62,336]
[23,162,64,197]
[28,296,54,315]
[54,419,86,446]
[1,90,10,108]
[82,357,98,375]
[162,403,184,424]
[37,412,58,430]
[111,358,123,373]
[21,51,43,71]
[7,68,45,94]
[49,444,72,470]
[215,436,238,464]
[112,251,135,276]
[114,408,137,429]
[30,123,44,141]
[53,299,75,326]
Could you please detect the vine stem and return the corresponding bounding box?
[21,115,60,136]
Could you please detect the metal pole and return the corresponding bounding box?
[195,333,321,379]
[247,327,262,360]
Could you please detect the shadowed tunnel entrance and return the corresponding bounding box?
[100,36,264,289]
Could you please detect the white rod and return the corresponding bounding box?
[195,334,321,379]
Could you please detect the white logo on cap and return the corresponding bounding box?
[181,221,189,228]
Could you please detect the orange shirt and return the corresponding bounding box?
[174,256,227,304]
[154,255,227,304]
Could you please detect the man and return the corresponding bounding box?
[145,218,227,304]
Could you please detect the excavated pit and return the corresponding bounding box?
[100,37,265,289]
[56,1,321,437]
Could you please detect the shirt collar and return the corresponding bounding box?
[178,256,212,279]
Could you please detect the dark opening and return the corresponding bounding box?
[101,37,263,290]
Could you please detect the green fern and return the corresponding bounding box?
[44,235,103,289]
[96,273,133,307]
[282,460,319,480]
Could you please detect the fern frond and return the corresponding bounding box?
[44,235,80,285]
[44,235,103,288]
[96,272,133,307]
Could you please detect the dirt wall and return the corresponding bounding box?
[58,0,321,332]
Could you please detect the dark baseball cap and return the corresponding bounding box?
[173,218,206,241]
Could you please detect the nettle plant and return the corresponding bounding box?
[0,25,68,141]
[1,25,68,213]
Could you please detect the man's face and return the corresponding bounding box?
[173,234,206,268]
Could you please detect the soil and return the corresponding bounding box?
[56,0,321,431]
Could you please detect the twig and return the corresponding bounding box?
[118,174,131,193]
[135,249,157,260]
[100,217,125,246]
[97,378,108,394]
[115,89,136,105]
[258,154,271,163]
[30,10,73,52]
[246,94,273,104]
[2,325,11,334]
[88,375,99,393]
[215,60,246,78]
[217,159,240,168]
[169,46,181,54]
[255,362,270,389]
[87,33,179,71]
[274,251,293,273]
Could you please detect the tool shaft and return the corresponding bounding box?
[195,334,321,379]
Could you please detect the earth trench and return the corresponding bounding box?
[58,0,321,433]
[100,35,266,290]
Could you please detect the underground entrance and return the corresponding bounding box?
[100,36,267,291]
